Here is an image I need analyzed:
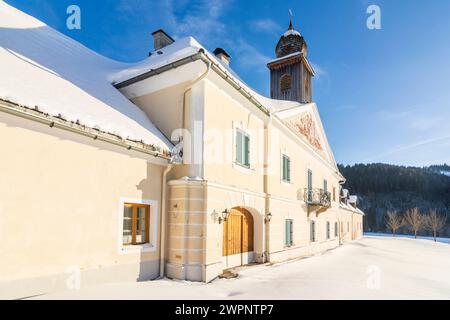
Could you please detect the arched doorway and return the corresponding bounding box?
[222,207,254,269]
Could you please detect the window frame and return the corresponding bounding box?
[235,128,251,169]
[310,220,316,242]
[280,73,292,93]
[119,198,158,254]
[307,169,313,191]
[123,203,150,246]
[285,219,294,247]
[281,154,291,183]
[326,221,330,240]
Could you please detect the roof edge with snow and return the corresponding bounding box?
[114,49,273,117]
[0,98,171,160]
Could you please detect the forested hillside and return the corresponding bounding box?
[338,163,450,237]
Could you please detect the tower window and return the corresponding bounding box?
[280,74,292,92]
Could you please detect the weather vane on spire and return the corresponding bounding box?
[288,9,294,30]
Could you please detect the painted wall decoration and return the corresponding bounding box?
[287,113,323,151]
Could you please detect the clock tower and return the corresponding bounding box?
[267,19,315,103]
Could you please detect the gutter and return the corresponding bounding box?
[113,53,343,176]
[0,99,171,161]
[114,49,271,117]
[159,164,173,279]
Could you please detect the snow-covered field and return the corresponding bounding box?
[31,235,450,300]
[365,232,450,244]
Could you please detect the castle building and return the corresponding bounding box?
[0,2,363,299]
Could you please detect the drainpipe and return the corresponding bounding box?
[263,113,272,263]
[181,54,211,176]
[159,164,173,279]
[174,58,211,279]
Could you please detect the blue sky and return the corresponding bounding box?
[6,0,450,166]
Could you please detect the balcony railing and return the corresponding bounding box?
[304,188,331,208]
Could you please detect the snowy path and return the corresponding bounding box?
[32,236,450,300]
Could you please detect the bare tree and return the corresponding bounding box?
[385,211,403,237]
[403,208,425,239]
[425,210,447,242]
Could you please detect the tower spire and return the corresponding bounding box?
[288,9,294,30]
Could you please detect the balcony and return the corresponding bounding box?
[304,188,331,208]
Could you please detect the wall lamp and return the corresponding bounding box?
[265,212,273,224]
[218,209,230,224]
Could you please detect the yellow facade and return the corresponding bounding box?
[0,42,363,299]
[0,111,166,299]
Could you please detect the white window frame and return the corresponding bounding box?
[118,198,158,254]
[281,152,292,185]
[232,122,254,174]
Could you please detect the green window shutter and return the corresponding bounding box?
[308,170,312,191]
[285,220,289,246]
[287,158,291,182]
[244,135,250,166]
[327,222,330,239]
[290,220,293,245]
[282,156,291,182]
[310,221,315,242]
[236,131,243,164]
[285,219,293,246]
[324,179,328,192]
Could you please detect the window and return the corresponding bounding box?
[307,170,313,190]
[285,219,294,247]
[323,179,328,193]
[335,222,338,237]
[236,129,250,168]
[280,74,292,92]
[333,187,336,202]
[305,74,311,98]
[282,154,291,183]
[123,203,150,245]
[310,221,316,242]
[307,169,313,202]
[326,221,330,240]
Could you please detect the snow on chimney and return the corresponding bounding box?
[213,48,231,65]
[152,29,174,51]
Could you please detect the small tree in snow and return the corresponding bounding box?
[403,208,425,239]
[425,210,447,242]
[385,211,403,237]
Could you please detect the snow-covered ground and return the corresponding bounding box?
[31,235,450,300]
[365,232,450,244]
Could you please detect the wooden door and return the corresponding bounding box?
[223,208,254,257]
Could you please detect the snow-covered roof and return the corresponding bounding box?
[348,195,358,204]
[283,29,301,37]
[339,200,365,216]
[267,51,302,65]
[111,37,302,113]
[341,189,349,198]
[112,37,202,85]
[0,2,172,153]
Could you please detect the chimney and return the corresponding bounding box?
[213,48,231,65]
[152,29,174,51]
